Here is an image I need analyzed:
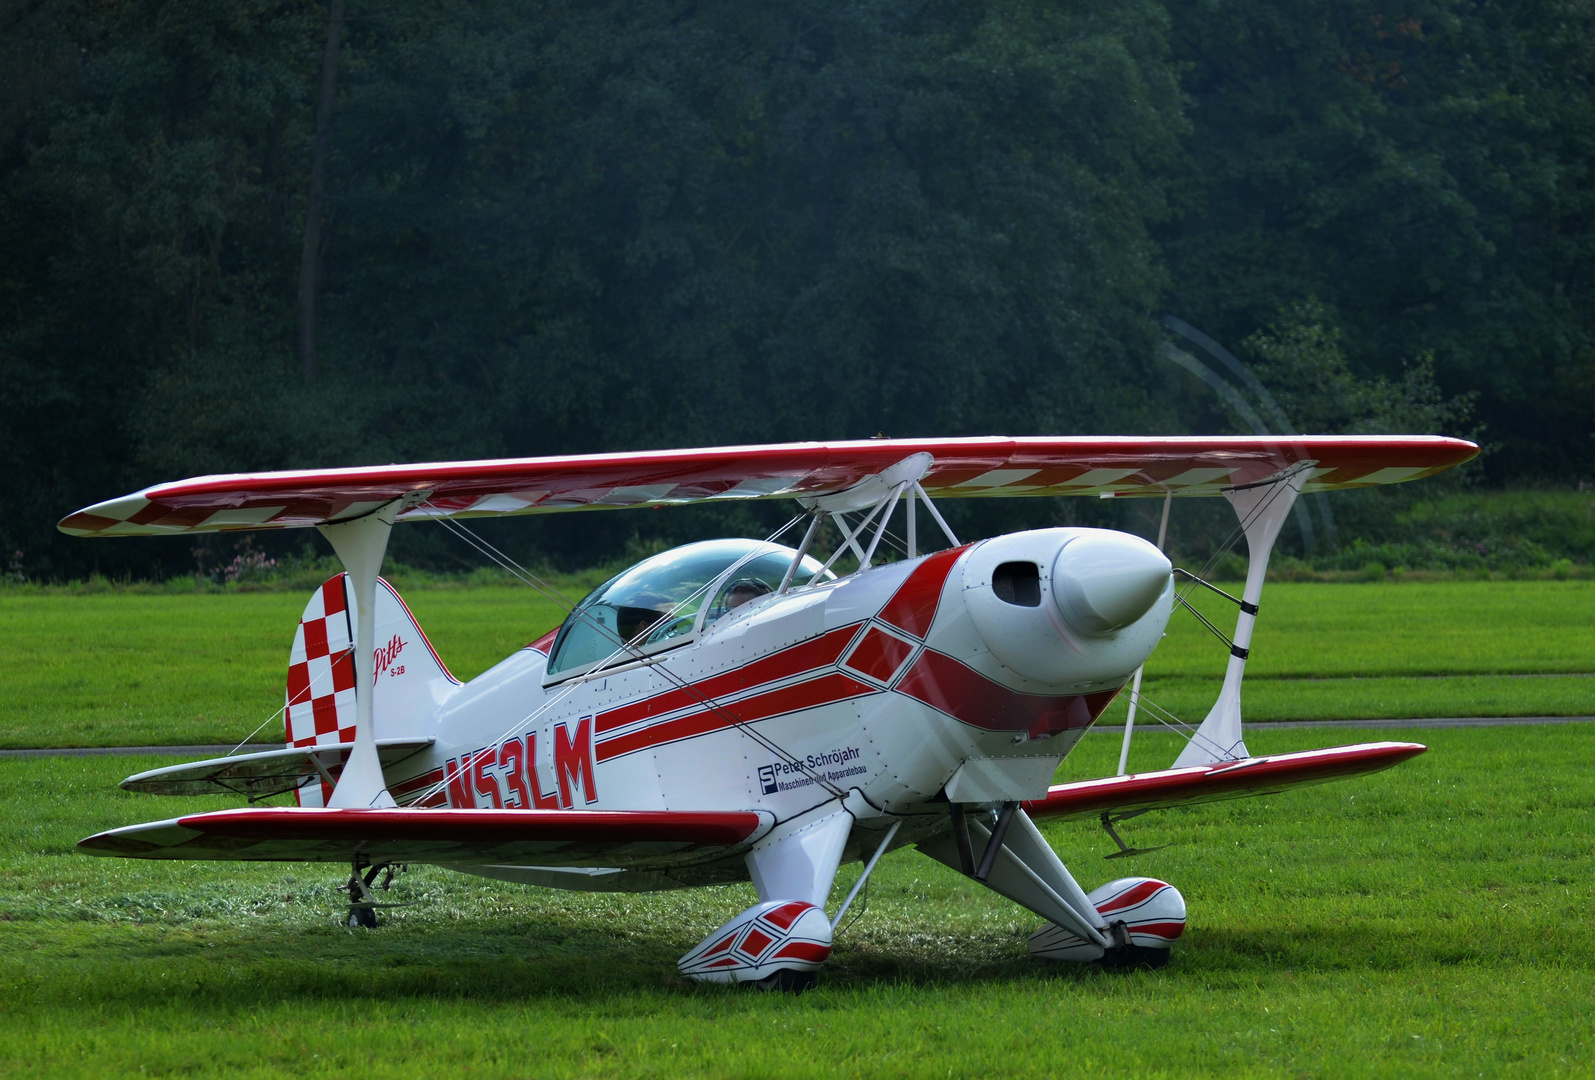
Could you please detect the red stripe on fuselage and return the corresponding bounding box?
[389,769,445,798]
[596,671,877,762]
[895,649,1120,738]
[842,626,916,683]
[876,546,967,638]
[594,624,861,736]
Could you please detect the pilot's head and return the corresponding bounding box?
[725,578,772,611]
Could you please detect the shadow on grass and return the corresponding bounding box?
[13,906,1531,1017]
[6,913,1141,1012]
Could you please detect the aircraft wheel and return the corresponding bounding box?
[755,969,818,994]
[1096,944,1169,971]
[347,904,378,929]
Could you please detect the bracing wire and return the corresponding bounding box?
[1173,567,1246,609]
[228,702,298,757]
[1127,472,1304,761]
[1170,591,1239,652]
[1120,685,1199,743]
[406,507,850,806]
[1170,474,1296,620]
[229,646,355,756]
[814,492,953,576]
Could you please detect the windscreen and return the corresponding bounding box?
[701,550,815,625]
[546,539,776,678]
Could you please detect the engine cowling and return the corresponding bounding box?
[961,528,1173,688]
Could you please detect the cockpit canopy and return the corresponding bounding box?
[544,538,833,681]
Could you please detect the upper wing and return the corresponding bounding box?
[78,807,773,866]
[1022,741,1425,822]
[59,435,1476,537]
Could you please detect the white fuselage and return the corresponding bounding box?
[354,528,1173,888]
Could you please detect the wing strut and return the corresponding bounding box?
[1171,464,1309,768]
[315,496,427,808]
[1117,489,1172,774]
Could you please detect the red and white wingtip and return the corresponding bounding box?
[1030,877,1186,965]
[1023,742,1428,823]
[678,899,833,987]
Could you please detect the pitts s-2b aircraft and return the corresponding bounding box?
[62,436,1476,988]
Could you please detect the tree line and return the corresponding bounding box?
[2,0,1590,578]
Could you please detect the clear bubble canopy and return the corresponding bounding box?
[545,538,832,679]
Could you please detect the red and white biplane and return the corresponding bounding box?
[62,435,1475,988]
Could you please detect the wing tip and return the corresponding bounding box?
[77,831,164,857]
[1024,739,1431,821]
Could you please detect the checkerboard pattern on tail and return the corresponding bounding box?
[284,573,460,806]
[1029,877,1186,966]
[285,576,358,805]
[678,900,833,986]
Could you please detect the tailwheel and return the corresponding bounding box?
[341,860,407,928]
[346,897,379,930]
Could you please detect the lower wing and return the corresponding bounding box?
[80,743,1420,865]
[1024,741,1424,821]
[78,807,773,867]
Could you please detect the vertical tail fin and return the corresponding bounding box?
[285,574,457,805]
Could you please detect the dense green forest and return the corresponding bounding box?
[3,0,1591,579]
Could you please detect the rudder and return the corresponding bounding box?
[285,574,457,805]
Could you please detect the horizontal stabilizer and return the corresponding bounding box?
[78,807,774,866]
[1023,742,1425,822]
[59,436,1477,536]
[119,740,435,799]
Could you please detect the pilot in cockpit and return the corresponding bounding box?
[722,578,772,613]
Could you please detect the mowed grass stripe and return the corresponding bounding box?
[1159,579,1595,678]
[2,579,1592,748]
[1,725,1589,1076]
[1099,673,1595,725]
[0,587,573,749]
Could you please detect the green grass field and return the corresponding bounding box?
[1,579,1590,748]
[1097,579,1595,730]
[2,582,1592,1074]
[1,725,1590,1077]
[0,585,575,748]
